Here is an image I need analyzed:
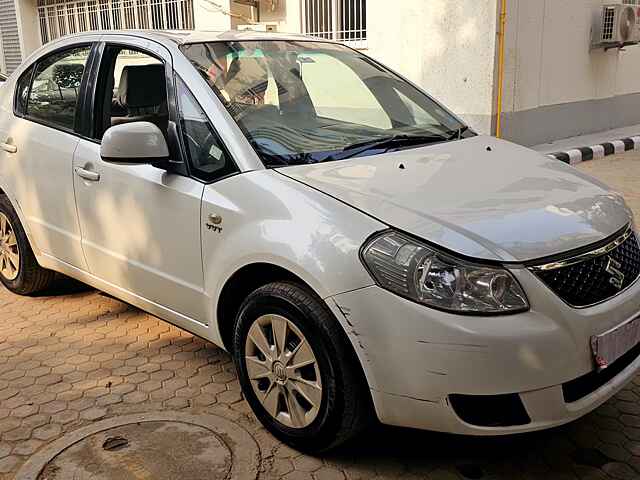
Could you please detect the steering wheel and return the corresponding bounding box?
[184,127,218,169]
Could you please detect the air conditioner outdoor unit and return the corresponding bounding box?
[592,4,640,50]
[237,22,279,33]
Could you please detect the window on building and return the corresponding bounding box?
[37,0,195,45]
[302,0,367,49]
[26,46,91,131]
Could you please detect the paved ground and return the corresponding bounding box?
[1,151,640,480]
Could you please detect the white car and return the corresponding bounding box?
[0,30,639,453]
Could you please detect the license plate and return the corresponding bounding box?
[591,316,640,371]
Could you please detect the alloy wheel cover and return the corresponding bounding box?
[244,314,323,429]
[0,212,19,281]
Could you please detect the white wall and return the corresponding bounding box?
[243,0,500,134]
[365,0,500,134]
[193,0,234,30]
[261,0,301,33]
[229,0,301,32]
[15,0,39,58]
[502,0,640,144]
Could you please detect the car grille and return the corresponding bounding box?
[530,226,640,308]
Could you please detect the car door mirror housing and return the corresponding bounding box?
[100,122,170,165]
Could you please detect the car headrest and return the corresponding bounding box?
[117,64,166,108]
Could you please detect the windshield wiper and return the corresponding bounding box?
[447,126,470,140]
[335,134,448,160]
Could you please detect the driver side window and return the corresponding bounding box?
[177,78,238,182]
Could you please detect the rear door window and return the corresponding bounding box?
[26,46,92,131]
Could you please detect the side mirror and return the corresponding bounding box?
[100,121,169,165]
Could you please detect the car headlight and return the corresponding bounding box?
[361,231,529,314]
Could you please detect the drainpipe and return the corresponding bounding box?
[495,0,507,138]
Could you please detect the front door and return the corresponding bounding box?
[72,40,207,322]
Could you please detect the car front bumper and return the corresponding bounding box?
[327,267,640,435]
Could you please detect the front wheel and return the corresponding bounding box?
[233,282,370,453]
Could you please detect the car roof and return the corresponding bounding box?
[50,29,335,47]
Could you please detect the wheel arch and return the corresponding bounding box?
[215,261,376,422]
[0,180,40,258]
[216,262,313,353]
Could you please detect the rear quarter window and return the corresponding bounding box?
[14,65,34,116]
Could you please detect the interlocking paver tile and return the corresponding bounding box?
[216,390,242,405]
[67,398,95,411]
[75,361,100,373]
[79,407,106,421]
[0,418,21,434]
[196,379,222,392]
[122,391,147,404]
[84,387,110,399]
[50,410,78,425]
[2,396,27,411]
[294,456,324,473]
[312,467,345,480]
[0,444,11,459]
[10,405,37,419]
[283,472,314,480]
[12,439,43,456]
[32,424,61,442]
[125,372,149,385]
[138,380,162,393]
[163,397,190,409]
[112,366,137,377]
[39,401,67,415]
[3,427,34,442]
[0,455,18,474]
[35,374,62,386]
[19,415,48,431]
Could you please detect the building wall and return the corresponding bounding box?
[226,0,301,32]
[256,0,301,32]
[231,0,500,134]
[193,0,235,30]
[0,0,25,72]
[365,0,500,134]
[501,0,640,146]
[15,0,39,60]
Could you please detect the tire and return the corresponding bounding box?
[233,281,371,453]
[0,194,56,295]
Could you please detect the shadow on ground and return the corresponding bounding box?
[31,275,94,297]
[322,419,625,478]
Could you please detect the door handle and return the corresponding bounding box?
[0,142,17,153]
[75,167,100,182]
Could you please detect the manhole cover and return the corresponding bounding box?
[39,421,230,479]
[16,413,260,480]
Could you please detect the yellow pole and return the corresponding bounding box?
[495,0,507,138]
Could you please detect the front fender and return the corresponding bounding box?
[201,169,384,342]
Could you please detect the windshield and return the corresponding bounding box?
[180,40,473,167]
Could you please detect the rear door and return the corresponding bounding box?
[0,43,96,269]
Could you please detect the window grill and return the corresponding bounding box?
[301,0,367,49]
[602,6,616,42]
[36,0,195,44]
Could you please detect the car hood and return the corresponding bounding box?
[277,136,632,262]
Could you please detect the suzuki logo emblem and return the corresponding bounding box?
[605,257,625,289]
